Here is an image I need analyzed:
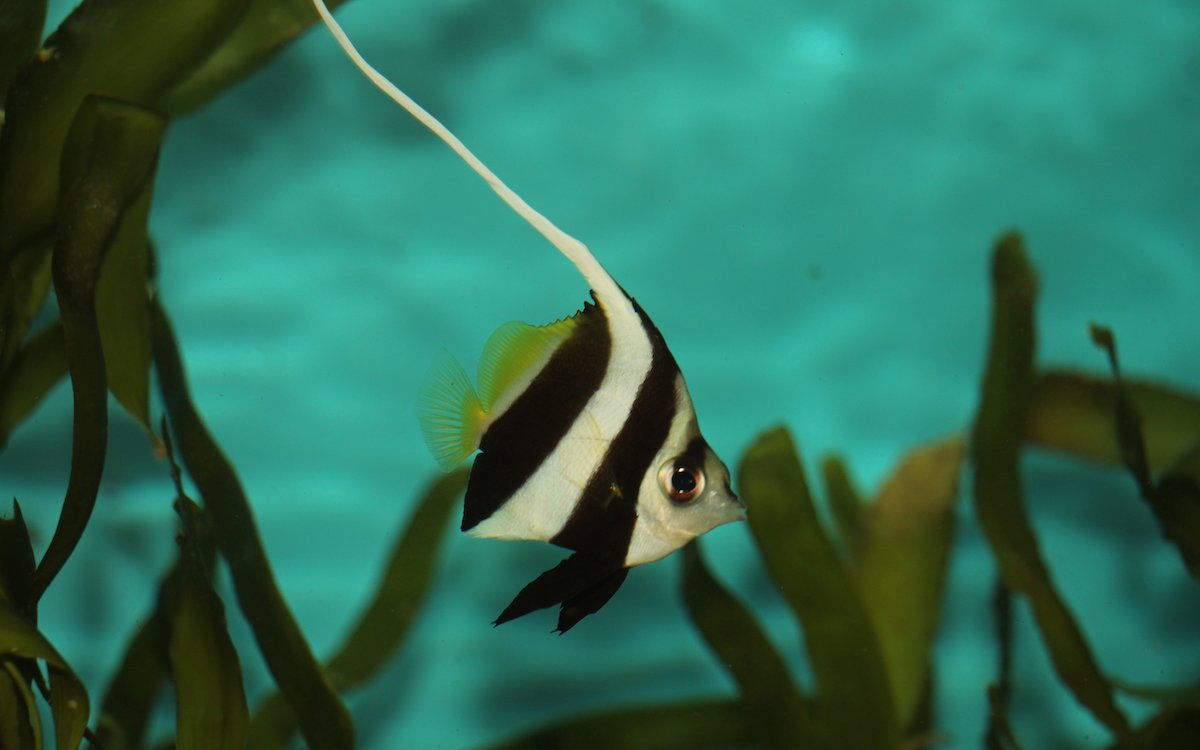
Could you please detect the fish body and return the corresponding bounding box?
[421,286,743,631]
[312,0,744,631]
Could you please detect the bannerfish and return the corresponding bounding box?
[312,0,746,632]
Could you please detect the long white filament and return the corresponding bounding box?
[309,0,622,303]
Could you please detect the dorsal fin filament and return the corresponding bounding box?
[309,0,625,307]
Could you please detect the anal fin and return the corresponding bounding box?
[493,552,627,632]
[555,567,629,634]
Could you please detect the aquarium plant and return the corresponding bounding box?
[1,1,1198,749]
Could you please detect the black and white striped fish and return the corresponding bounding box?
[313,0,745,632]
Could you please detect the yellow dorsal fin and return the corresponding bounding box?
[476,316,579,414]
[415,351,486,470]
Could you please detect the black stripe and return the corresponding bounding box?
[679,436,710,469]
[461,297,611,532]
[555,566,629,633]
[550,301,680,558]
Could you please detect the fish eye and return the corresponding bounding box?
[659,458,705,504]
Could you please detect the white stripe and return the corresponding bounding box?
[468,299,654,541]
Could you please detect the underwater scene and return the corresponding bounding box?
[1,0,1199,748]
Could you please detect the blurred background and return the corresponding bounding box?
[3,0,1199,747]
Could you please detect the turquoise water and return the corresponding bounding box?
[5,0,1200,747]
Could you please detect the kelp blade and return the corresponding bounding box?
[150,298,354,750]
[0,0,249,371]
[986,682,1024,750]
[0,501,38,747]
[0,238,54,382]
[739,426,899,748]
[854,436,964,730]
[95,616,167,750]
[1105,705,1200,750]
[1156,445,1200,578]
[820,454,864,558]
[1111,678,1200,708]
[0,0,46,105]
[164,0,354,114]
[971,233,1128,737]
[98,433,215,750]
[1028,371,1200,473]
[170,498,248,750]
[681,543,811,748]
[0,0,247,257]
[0,661,41,750]
[34,95,166,600]
[0,501,35,617]
[1089,326,1200,579]
[95,181,157,442]
[0,599,88,750]
[0,321,66,450]
[248,469,467,748]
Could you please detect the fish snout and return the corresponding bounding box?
[724,477,746,516]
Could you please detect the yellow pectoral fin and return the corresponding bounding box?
[416,351,486,470]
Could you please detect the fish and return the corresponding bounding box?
[312,0,746,632]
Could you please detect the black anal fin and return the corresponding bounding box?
[493,552,623,630]
[555,567,630,634]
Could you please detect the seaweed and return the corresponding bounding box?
[973,235,1129,737]
[36,95,166,600]
[1,2,466,748]
[1,3,1198,749]
[160,429,248,750]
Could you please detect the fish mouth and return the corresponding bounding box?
[726,489,747,520]
[724,477,746,511]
